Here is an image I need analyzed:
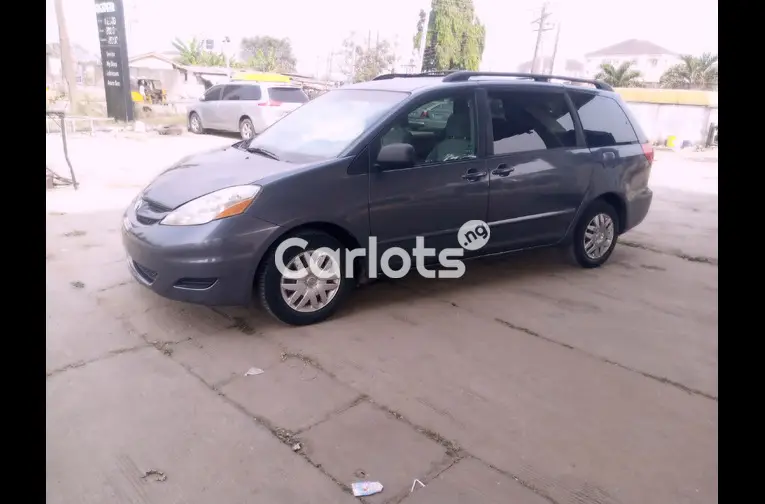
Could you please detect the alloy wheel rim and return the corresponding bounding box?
[241,122,253,139]
[583,213,615,260]
[280,250,341,313]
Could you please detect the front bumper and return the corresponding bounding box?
[122,210,281,306]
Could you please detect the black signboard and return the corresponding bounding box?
[94,0,133,121]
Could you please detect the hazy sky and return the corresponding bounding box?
[47,0,718,74]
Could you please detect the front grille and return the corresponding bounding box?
[135,197,170,226]
[144,199,172,213]
[132,260,158,284]
[136,215,161,225]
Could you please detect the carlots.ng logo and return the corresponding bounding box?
[457,219,491,251]
[275,219,491,281]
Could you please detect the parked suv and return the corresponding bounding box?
[187,81,309,139]
[124,71,654,326]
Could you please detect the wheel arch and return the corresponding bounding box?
[252,221,364,289]
[596,192,627,233]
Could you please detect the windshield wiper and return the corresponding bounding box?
[247,146,280,160]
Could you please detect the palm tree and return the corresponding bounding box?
[172,37,205,65]
[594,61,643,88]
[660,53,718,90]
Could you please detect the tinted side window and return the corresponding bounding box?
[204,86,222,101]
[239,85,262,101]
[488,90,577,155]
[570,92,639,147]
[221,85,243,100]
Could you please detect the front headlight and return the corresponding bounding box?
[161,185,261,226]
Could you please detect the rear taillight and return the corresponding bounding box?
[258,100,283,107]
[420,110,429,118]
[641,142,654,164]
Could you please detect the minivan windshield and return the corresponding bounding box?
[246,89,408,162]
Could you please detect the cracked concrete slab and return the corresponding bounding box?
[219,357,360,432]
[46,348,357,504]
[300,401,451,503]
[396,246,718,398]
[170,333,285,386]
[46,286,145,372]
[404,458,551,504]
[273,291,717,504]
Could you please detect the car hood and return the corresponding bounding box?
[141,144,304,209]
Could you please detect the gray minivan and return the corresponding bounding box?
[124,71,654,326]
[188,81,309,140]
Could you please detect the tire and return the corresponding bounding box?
[567,200,620,268]
[188,112,205,134]
[239,117,255,140]
[257,230,352,326]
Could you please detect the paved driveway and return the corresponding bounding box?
[46,134,717,504]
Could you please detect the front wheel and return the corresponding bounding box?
[257,231,352,326]
[567,200,619,268]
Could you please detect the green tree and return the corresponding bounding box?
[341,34,396,83]
[172,37,231,67]
[660,53,718,90]
[412,9,427,53]
[240,36,297,73]
[595,61,643,88]
[421,0,486,72]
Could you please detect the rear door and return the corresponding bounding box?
[237,85,266,132]
[481,85,595,251]
[218,84,245,132]
[567,91,650,199]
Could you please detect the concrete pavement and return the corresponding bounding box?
[46,134,717,504]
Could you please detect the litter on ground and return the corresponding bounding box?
[351,481,383,497]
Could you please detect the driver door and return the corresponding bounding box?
[369,89,490,261]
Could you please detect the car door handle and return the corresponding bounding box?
[491,163,515,177]
[602,151,616,162]
[461,169,487,182]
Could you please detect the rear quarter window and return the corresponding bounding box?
[569,92,640,148]
[267,87,309,103]
[239,85,262,101]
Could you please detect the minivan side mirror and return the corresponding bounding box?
[377,143,416,170]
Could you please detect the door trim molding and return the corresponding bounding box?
[488,209,575,227]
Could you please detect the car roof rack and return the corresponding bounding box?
[441,71,613,91]
[372,71,457,80]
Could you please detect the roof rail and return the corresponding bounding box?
[372,71,457,81]
[441,71,613,91]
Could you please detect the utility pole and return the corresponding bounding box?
[530,2,553,74]
[222,36,231,78]
[548,22,561,74]
[54,0,81,114]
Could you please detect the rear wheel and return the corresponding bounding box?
[257,230,351,326]
[239,117,255,140]
[567,200,619,268]
[188,112,204,134]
